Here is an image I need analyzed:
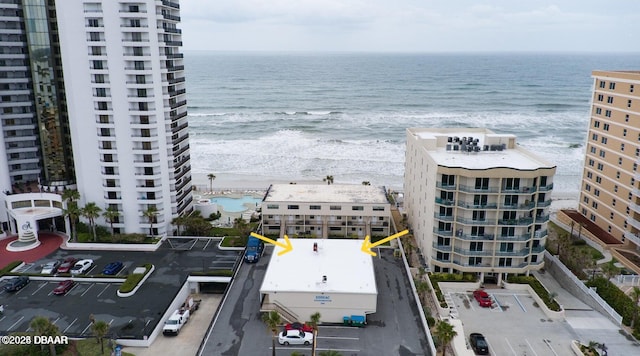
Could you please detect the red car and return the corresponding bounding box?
[473,289,492,307]
[284,322,314,333]
[53,280,75,295]
[57,257,79,274]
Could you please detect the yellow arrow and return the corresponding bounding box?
[250,232,294,256]
[361,229,409,256]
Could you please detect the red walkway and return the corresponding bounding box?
[0,233,64,269]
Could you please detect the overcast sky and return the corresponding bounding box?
[179,0,639,52]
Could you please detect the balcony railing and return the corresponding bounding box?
[435,198,455,206]
[434,213,454,221]
[453,247,493,256]
[457,201,498,209]
[455,216,495,225]
[455,234,495,241]
[495,234,531,242]
[498,217,533,226]
[501,185,537,193]
[538,183,554,191]
[433,228,453,236]
[499,202,535,210]
[435,182,457,190]
[432,243,452,252]
[458,185,499,193]
[536,200,552,207]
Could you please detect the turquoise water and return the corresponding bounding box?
[210,196,262,213]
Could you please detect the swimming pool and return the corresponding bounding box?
[210,196,262,213]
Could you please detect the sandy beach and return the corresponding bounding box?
[192,172,331,192]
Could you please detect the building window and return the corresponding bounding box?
[634,163,638,171]
[605,110,611,118]
[607,96,613,104]
[352,206,364,211]
[623,129,627,137]
[88,18,99,27]
[583,196,589,203]
[597,163,604,171]
[95,88,106,97]
[585,183,591,191]
[626,114,630,122]
[597,94,604,101]
[619,157,623,165]
[588,159,594,166]
[266,204,278,209]
[586,171,592,179]
[590,214,596,222]
[628,100,632,108]
[612,199,616,206]
[468,257,482,266]
[599,150,605,158]
[603,123,610,131]
[594,189,600,197]
[470,242,483,251]
[287,205,299,210]
[600,81,606,88]
[310,205,321,210]
[92,60,103,69]
[372,206,385,211]
[601,137,607,144]
[608,225,612,232]
[614,185,618,192]
[616,171,620,179]
[590,146,596,154]
[329,205,341,211]
[498,258,512,267]
[631,84,635,93]
[595,107,602,115]
[592,133,598,141]
[596,176,602,183]
[594,121,600,128]
[609,82,616,90]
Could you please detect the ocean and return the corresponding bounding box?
[184,52,640,195]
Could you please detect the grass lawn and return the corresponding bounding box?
[65,338,135,356]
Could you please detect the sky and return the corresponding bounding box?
[179,0,640,52]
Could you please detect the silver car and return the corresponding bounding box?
[41,260,61,275]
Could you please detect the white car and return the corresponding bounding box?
[41,260,61,274]
[70,259,94,275]
[278,329,313,346]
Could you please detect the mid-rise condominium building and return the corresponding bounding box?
[578,71,640,248]
[0,0,192,237]
[261,184,391,239]
[404,128,556,284]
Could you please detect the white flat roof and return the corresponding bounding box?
[260,239,377,295]
[265,184,388,204]
[411,128,555,170]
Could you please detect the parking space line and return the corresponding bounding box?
[317,348,360,352]
[63,318,77,333]
[318,325,357,330]
[96,284,111,298]
[316,336,359,340]
[32,282,49,296]
[505,337,517,355]
[81,322,93,335]
[81,283,95,297]
[0,316,6,323]
[52,317,60,325]
[203,239,212,250]
[465,293,476,311]
[8,316,24,331]
[525,339,539,356]
[514,295,526,312]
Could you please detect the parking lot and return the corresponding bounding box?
[0,239,241,339]
[446,288,592,356]
[201,247,431,356]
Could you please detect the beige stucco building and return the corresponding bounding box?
[404,128,556,284]
[261,184,391,239]
[578,71,640,248]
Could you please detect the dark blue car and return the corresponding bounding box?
[102,262,124,275]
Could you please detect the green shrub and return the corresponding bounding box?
[220,236,245,247]
[0,261,23,275]
[428,273,477,308]
[586,277,637,328]
[119,264,152,293]
[191,269,233,277]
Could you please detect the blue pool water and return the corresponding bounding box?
[210,196,262,213]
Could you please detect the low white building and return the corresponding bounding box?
[261,184,391,239]
[259,239,377,323]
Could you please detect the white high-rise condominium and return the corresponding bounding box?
[0,0,192,237]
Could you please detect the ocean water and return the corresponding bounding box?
[184,52,640,195]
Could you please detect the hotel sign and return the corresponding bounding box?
[314,295,331,304]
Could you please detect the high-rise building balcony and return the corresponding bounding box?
[452,247,493,256]
[457,200,498,209]
[458,185,499,193]
[435,197,455,206]
[455,234,495,241]
[495,234,531,242]
[455,216,495,225]
[498,217,533,226]
[500,185,537,194]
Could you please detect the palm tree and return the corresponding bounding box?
[233,217,251,239]
[63,202,81,242]
[61,188,80,204]
[262,311,281,356]
[30,316,59,356]
[309,312,321,356]
[91,320,110,354]
[142,205,159,236]
[433,319,457,356]
[630,286,640,329]
[601,259,620,281]
[323,175,334,185]
[102,207,120,236]
[207,173,216,192]
[82,202,102,241]
[172,215,186,236]
[415,280,430,305]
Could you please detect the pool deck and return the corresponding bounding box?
[193,189,265,227]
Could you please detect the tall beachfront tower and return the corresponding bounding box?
[578,71,640,248]
[0,0,192,236]
[404,128,556,284]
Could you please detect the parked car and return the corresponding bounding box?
[473,289,492,308]
[102,261,124,275]
[53,280,75,295]
[278,329,313,346]
[3,276,29,292]
[469,333,489,355]
[70,259,94,275]
[285,322,314,333]
[57,257,79,273]
[41,260,62,275]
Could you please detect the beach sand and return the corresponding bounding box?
[192,172,328,191]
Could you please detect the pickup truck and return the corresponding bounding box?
[163,309,190,335]
[244,235,264,263]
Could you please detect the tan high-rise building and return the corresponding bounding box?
[404,128,556,284]
[578,71,640,248]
